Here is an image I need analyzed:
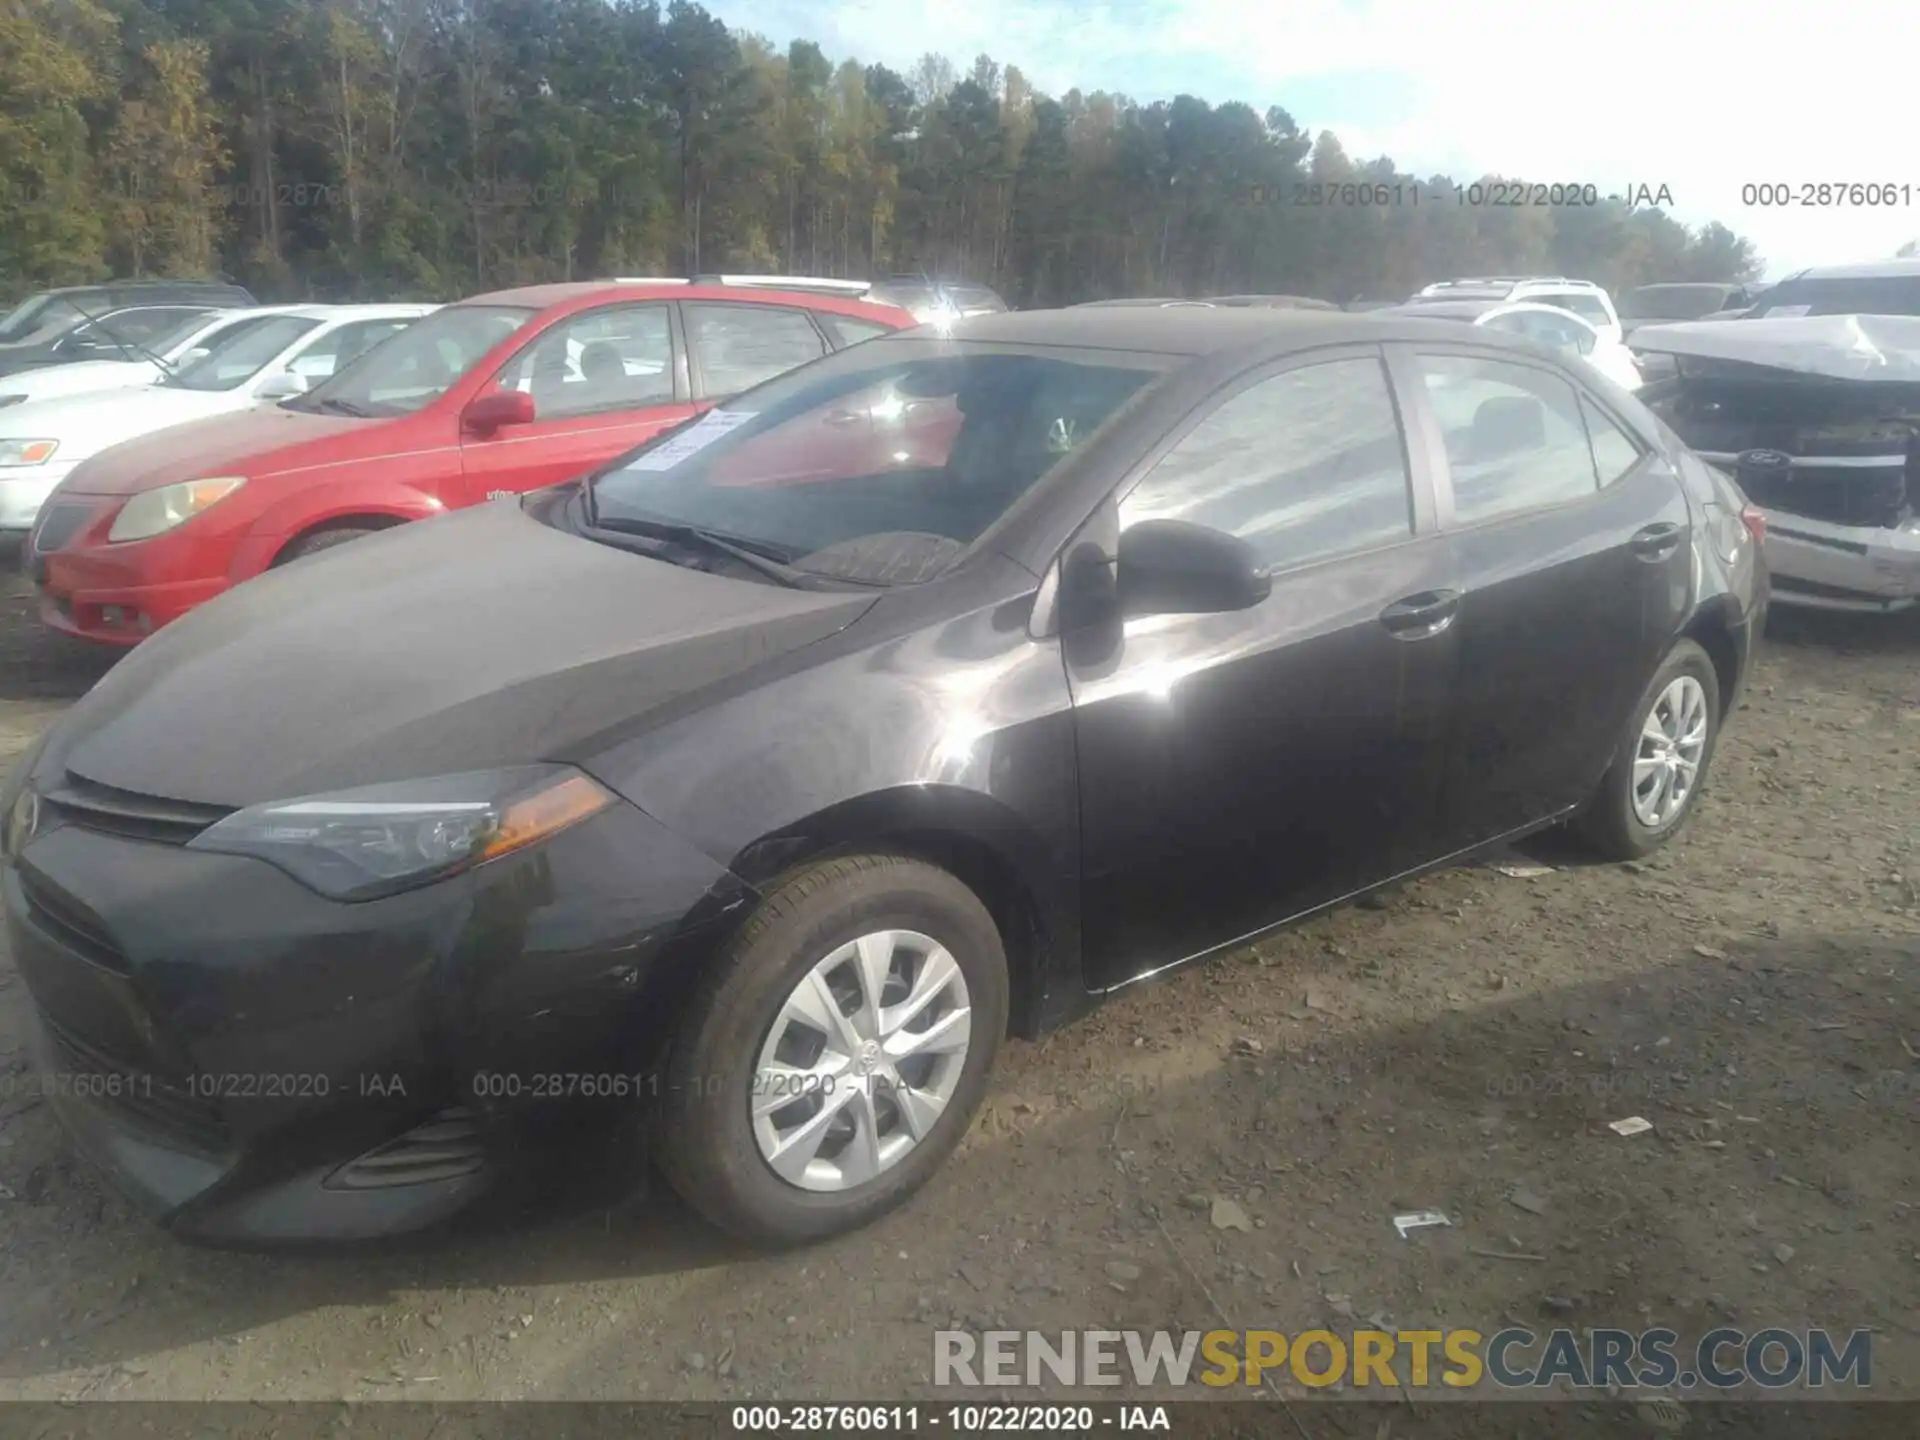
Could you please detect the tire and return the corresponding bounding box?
[276,524,385,565]
[1575,638,1721,861]
[655,854,1008,1247]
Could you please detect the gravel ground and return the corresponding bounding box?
[1,538,1916,1412]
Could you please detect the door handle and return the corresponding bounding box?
[1378,589,1460,639]
[1630,522,1683,561]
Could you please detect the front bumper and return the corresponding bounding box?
[0,460,77,532]
[3,788,748,1245]
[31,491,230,645]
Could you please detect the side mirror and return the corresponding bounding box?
[255,371,308,400]
[1117,519,1271,617]
[462,388,536,436]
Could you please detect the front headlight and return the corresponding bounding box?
[0,437,59,466]
[108,475,246,542]
[0,730,49,862]
[186,765,617,901]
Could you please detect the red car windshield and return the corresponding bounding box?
[296,304,536,417]
[589,340,1163,586]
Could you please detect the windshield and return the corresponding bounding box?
[299,305,536,416]
[589,341,1163,585]
[1620,285,1734,320]
[163,314,321,391]
[0,295,74,343]
[1747,275,1920,318]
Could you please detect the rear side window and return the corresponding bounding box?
[687,303,828,397]
[824,315,895,347]
[1120,357,1414,571]
[1580,396,1644,485]
[1533,291,1613,328]
[1417,354,1598,523]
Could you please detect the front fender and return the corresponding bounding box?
[229,486,450,580]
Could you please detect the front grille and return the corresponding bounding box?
[39,772,231,846]
[32,501,93,555]
[18,868,129,972]
[325,1109,487,1190]
[42,1016,229,1150]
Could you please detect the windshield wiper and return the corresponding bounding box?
[306,396,372,417]
[60,301,176,372]
[587,514,817,588]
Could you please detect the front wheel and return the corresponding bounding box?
[1575,638,1721,861]
[655,854,1008,1246]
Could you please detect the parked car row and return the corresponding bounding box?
[3,294,1767,1249]
[8,278,919,640]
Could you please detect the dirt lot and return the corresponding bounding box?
[0,539,1916,1416]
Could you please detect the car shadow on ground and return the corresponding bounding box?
[3,916,1912,1395]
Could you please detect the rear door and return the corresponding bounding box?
[1068,347,1461,988]
[1396,342,1691,850]
[457,301,693,506]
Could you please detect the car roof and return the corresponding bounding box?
[272,304,438,320]
[459,280,906,321]
[919,305,1549,359]
[1781,258,1920,281]
[39,280,247,296]
[1628,281,1741,293]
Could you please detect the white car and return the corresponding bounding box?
[1391,298,1643,391]
[1410,277,1624,346]
[0,304,433,532]
[0,306,326,410]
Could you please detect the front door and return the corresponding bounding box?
[1066,348,1461,989]
[1398,343,1693,850]
[458,302,695,506]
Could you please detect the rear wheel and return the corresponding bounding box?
[1575,638,1720,861]
[276,523,386,565]
[655,855,1007,1246]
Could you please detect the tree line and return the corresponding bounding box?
[0,0,1762,306]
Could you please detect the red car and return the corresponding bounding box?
[29,279,915,644]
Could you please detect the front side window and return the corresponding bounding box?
[286,319,416,381]
[163,316,322,392]
[491,304,673,418]
[687,303,828,397]
[1750,275,1920,317]
[590,342,1160,585]
[1120,357,1414,571]
[296,304,536,416]
[1418,354,1599,523]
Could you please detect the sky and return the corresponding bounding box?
[704,0,1915,280]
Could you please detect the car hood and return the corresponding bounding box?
[44,500,877,809]
[62,404,378,496]
[0,358,158,402]
[1,386,257,467]
[1628,314,1920,382]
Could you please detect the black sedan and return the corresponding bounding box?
[0,308,1768,1247]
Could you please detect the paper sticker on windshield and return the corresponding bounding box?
[625,409,757,470]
